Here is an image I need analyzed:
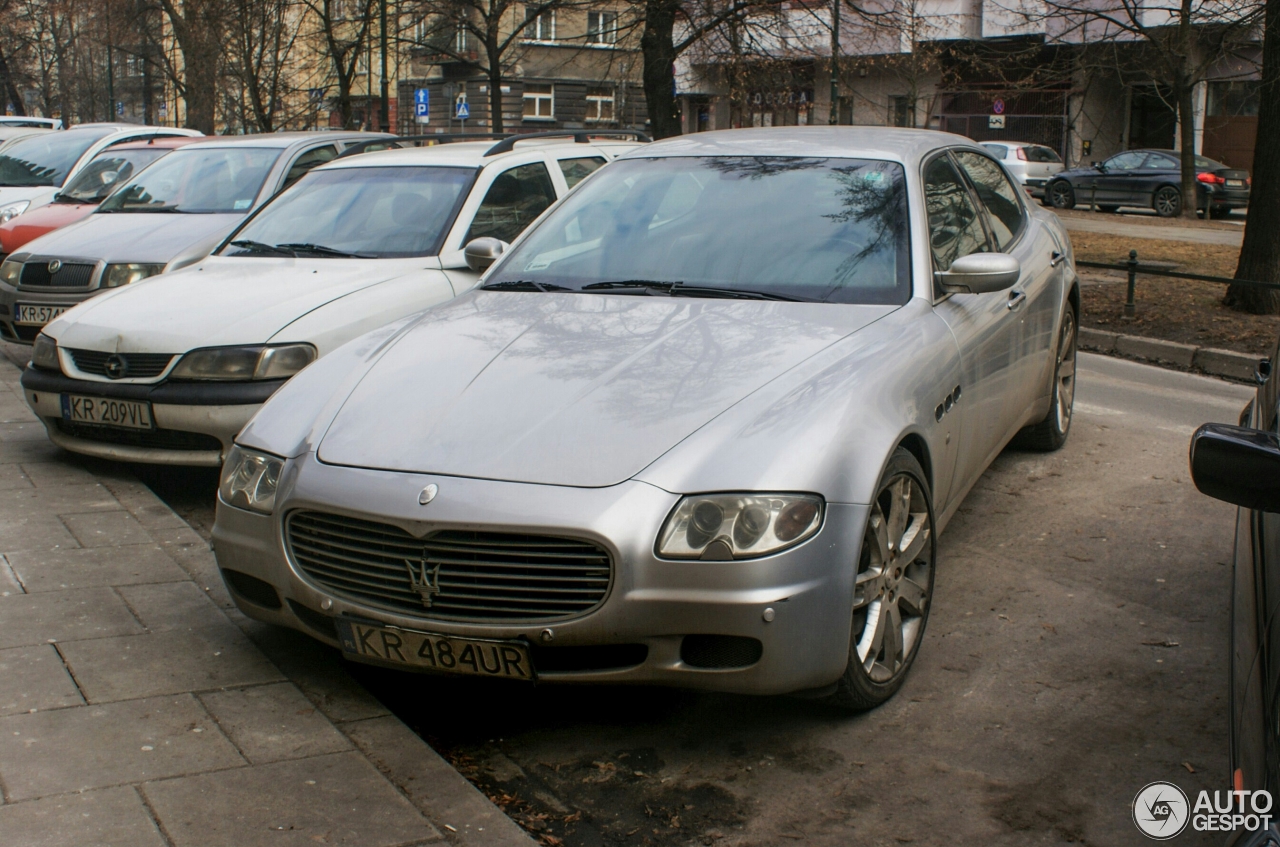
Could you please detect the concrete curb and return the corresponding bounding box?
[1079,326,1261,382]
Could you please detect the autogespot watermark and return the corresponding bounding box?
[1132,781,1274,840]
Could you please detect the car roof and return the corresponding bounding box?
[619,127,982,164]
[319,136,638,170]
[175,131,388,150]
[103,137,206,151]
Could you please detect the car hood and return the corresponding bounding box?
[45,255,447,353]
[0,202,93,254]
[15,211,243,264]
[0,186,56,210]
[315,292,898,488]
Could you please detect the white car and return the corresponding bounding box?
[21,133,644,466]
[980,141,1063,198]
[0,123,201,226]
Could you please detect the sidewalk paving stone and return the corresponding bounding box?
[0,587,142,649]
[119,581,237,632]
[0,693,244,801]
[0,464,30,490]
[5,544,188,592]
[141,751,441,847]
[62,510,154,548]
[0,786,166,847]
[0,645,82,716]
[18,460,99,487]
[199,682,353,764]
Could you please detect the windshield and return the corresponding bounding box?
[486,156,911,304]
[224,165,474,258]
[1023,146,1061,163]
[56,147,171,204]
[0,128,115,187]
[98,147,280,213]
[1195,155,1228,169]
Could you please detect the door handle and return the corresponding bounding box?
[1006,290,1027,311]
[1050,250,1065,267]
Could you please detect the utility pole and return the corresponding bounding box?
[828,0,839,125]
[379,0,390,132]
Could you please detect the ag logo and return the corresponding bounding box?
[1133,781,1190,839]
[47,259,61,274]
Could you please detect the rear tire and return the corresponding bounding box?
[1012,305,1078,452]
[825,449,936,712]
[1153,186,1182,218]
[1047,180,1075,210]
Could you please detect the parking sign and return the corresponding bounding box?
[414,88,429,124]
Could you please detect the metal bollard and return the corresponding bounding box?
[1124,249,1137,317]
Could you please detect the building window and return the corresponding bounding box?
[412,17,428,44]
[587,11,618,44]
[331,0,346,20]
[525,7,555,40]
[455,22,470,53]
[1207,80,1260,117]
[523,83,554,119]
[586,87,614,122]
[890,95,914,128]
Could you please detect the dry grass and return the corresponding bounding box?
[1069,231,1240,278]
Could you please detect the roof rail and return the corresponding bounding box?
[337,132,510,159]
[482,130,651,157]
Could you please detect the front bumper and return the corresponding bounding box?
[212,453,868,696]
[0,284,101,344]
[21,367,286,466]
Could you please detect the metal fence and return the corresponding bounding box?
[1076,251,1280,316]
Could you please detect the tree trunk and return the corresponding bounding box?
[487,33,504,134]
[641,0,681,139]
[1177,80,1198,220]
[0,43,26,116]
[1226,0,1280,313]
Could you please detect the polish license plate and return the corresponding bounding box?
[1226,179,1245,187]
[60,394,153,430]
[14,303,68,326]
[336,619,534,680]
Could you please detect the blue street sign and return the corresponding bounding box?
[455,99,469,120]
[414,88,429,123]
[115,101,124,116]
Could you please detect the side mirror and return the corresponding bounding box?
[1091,161,1103,170]
[1189,423,1280,512]
[935,253,1021,294]
[463,237,508,272]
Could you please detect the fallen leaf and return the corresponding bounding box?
[1183,762,1196,773]
[1142,640,1180,648]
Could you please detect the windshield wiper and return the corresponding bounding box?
[581,280,679,294]
[275,242,375,259]
[229,239,296,257]
[102,204,183,213]
[582,280,803,301]
[480,280,572,292]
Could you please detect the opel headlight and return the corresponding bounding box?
[103,263,166,288]
[0,259,20,285]
[219,445,283,514]
[31,333,60,371]
[0,200,30,224]
[656,493,824,560]
[170,343,316,381]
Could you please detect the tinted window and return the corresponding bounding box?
[1195,155,1227,169]
[226,166,473,259]
[282,145,338,189]
[981,144,1009,159]
[924,155,988,273]
[99,147,281,214]
[1022,146,1061,163]
[1105,151,1146,170]
[56,148,171,203]
[954,151,1024,250]
[466,162,557,243]
[1141,153,1178,169]
[487,156,912,305]
[0,128,115,187]
[559,156,606,188]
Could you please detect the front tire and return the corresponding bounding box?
[1013,304,1078,451]
[826,449,936,712]
[1153,186,1182,218]
[1048,180,1075,210]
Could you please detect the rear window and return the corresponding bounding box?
[981,144,1009,159]
[1022,146,1061,163]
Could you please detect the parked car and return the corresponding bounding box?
[0,116,62,130]
[980,141,1064,198]
[1045,148,1250,217]
[0,123,200,226]
[18,132,644,463]
[0,137,202,259]
[0,131,384,343]
[1190,342,1280,846]
[200,127,1080,709]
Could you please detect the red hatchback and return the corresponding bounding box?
[0,137,203,258]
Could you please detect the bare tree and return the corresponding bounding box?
[227,0,306,132]
[304,0,378,129]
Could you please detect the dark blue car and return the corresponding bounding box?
[1045,148,1249,218]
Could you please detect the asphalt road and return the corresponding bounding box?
[114,351,1254,847]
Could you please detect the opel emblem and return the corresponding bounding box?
[418,484,439,505]
[47,259,61,274]
[103,354,128,380]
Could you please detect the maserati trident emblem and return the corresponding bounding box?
[47,259,61,274]
[103,354,128,380]
[404,552,442,607]
[418,483,438,505]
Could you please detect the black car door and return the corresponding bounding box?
[1082,150,1146,204]
[1137,152,1180,207]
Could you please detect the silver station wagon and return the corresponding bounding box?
[212,127,1080,710]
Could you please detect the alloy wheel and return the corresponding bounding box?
[1054,309,1077,432]
[1049,181,1073,209]
[851,474,934,683]
[1154,186,1181,217]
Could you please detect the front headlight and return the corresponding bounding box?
[103,263,166,288]
[0,259,21,285]
[31,333,60,371]
[170,343,316,381]
[0,200,30,224]
[219,445,283,514]
[656,493,824,560]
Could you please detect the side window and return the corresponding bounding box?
[924,155,989,278]
[1105,151,1146,171]
[1141,153,1178,170]
[282,145,337,189]
[558,156,606,189]
[466,162,557,244]
[953,151,1025,250]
